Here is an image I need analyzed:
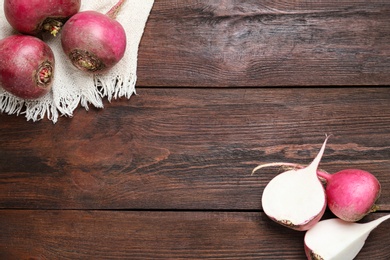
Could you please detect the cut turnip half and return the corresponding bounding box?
[304,214,390,260]
[260,137,329,231]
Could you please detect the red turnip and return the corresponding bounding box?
[4,0,81,36]
[0,35,55,99]
[317,169,381,222]
[61,0,127,73]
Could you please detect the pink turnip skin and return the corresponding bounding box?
[4,0,81,36]
[317,169,381,222]
[0,35,55,99]
[61,0,127,73]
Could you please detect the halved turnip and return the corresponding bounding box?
[304,214,390,260]
[259,137,329,231]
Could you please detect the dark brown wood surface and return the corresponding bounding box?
[1,211,389,259]
[138,0,390,87]
[1,1,390,259]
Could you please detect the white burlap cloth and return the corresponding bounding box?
[0,0,154,123]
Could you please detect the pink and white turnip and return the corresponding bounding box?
[4,0,81,36]
[253,139,382,223]
[304,214,390,260]
[317,169,381,222]
[259,137,329,231]
[61,0,127,73]
[0,35,55,99]
[253,136,385,258]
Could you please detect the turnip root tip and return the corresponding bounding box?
[252,162,306,175]
[42,19,64,37]
[36,62,54,87]
[69,49,106,72]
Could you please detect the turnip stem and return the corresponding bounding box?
[315,169,331,181]
[107,0,127,19]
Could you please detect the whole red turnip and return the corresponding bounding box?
[317,169,381,222]
[61,0,127,73]
[0,35,55,99]
[4,0,81,36]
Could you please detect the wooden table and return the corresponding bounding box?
[1,1,390,259]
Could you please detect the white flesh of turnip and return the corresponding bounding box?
[260,137,329,231]
[304,214,390,260]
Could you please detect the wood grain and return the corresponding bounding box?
[1,88,389,210]
[1,210,389,259]
[138,0,390,87]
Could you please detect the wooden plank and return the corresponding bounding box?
[137,0,390,86]
[0,210,389,259]
[1,88,389,210]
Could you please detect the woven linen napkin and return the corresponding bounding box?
[0,0,154,123]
